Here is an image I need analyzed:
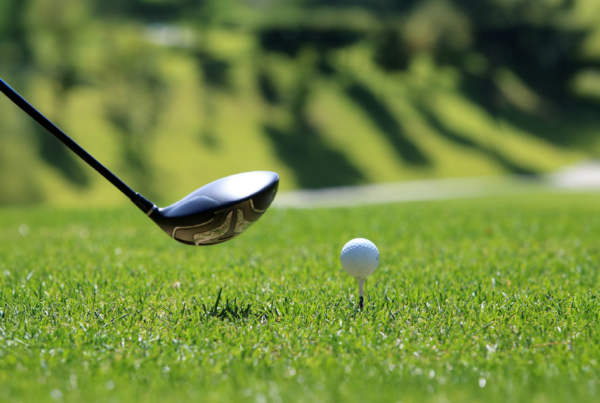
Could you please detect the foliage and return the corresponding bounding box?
[1,0,600,205]
[98,29,168,196]
[256,0,600,147]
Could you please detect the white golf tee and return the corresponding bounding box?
[357,277,365,310]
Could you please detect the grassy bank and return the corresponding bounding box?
[1,24,593,207]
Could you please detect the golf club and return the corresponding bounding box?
[0,78,279,246]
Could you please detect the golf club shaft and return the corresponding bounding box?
[0,79,154,211]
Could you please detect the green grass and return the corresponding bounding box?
[1,194,600,402]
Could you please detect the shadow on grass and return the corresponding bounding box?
[34,124,90,187]
[263,120,366,189]
[459,69,600,149]
[344,81,430,166]
[416,105,538,176]
[195,288,284,322]
[256,70,282,106]
[196,288,253,321]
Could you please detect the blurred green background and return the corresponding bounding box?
[1,0,600,207]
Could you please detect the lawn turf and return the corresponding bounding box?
[1,194,600,402]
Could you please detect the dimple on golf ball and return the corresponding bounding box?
[340,238,379,278]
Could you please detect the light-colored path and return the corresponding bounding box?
[274,161,600,209]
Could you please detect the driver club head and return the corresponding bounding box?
[148,171,279,246]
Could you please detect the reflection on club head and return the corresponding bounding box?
[149,171,279,245]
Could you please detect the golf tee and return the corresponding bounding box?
[357,278,365,310]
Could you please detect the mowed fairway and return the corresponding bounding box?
[1,194,600,402]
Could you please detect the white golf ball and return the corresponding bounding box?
[340,238,379,278]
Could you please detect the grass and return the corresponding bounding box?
[1,193,600,402]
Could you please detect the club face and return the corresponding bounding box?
[149,171,279,245]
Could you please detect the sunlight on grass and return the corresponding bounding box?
[1,194,599,402]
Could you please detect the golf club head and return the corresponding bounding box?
[148,171,279,246]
